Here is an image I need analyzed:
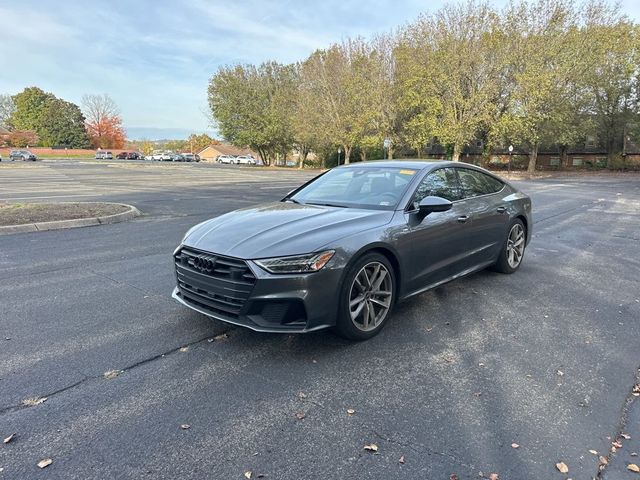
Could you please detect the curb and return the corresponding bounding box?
[0,204,141,236]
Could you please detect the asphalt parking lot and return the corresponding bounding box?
[1,160,639,480]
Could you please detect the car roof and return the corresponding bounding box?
[336,159,454,171]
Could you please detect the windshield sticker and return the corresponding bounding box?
[399,169,416,175]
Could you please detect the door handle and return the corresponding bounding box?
[496,206,507,213]
[457,215,469,223]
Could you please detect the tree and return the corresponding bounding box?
[9,87,90,147]
[298,39,382,164]
[8,130,39,148]
[9,87,55,133]
[581,2,639,166]
[0,94,15,129]
[38,98,91,148]
[397,2,504,161]
[490,0,585,172]
[187,133,218,153]
[209,62,297,165]
[82,94,126,149]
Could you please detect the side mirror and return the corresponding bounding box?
[418,196,453,215]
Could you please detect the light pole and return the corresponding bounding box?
[508,145,513,175]
[337,147,342,166]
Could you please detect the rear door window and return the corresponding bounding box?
[457,169,504,198]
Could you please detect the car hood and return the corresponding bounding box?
[183,202,394,258]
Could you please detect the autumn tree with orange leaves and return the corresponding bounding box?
[82,94,126,149]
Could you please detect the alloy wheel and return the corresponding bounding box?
[506,223,525,269]
[349,261,393,331]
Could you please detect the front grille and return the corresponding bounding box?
[174,247,256,318]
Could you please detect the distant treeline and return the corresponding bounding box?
[208,0,640,170]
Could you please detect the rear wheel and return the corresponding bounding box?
[335,253,395,340]
[493,219,526,273]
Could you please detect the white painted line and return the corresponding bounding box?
[0,194,100,201]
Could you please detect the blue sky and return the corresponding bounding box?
[1,0,639,139]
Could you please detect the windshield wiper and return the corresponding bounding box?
[306,202,348,208]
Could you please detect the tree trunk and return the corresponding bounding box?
[360,150,367,162]
[298,149,307,169]
[527,144,538,173]
[344,146,351,165]
[257,148,268,166]
[560,145,568,169]
[452,143,461,162]
[387,144,394,160]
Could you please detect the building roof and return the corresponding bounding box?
[198,143,256,157]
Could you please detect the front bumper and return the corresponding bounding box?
[172,246,343,333]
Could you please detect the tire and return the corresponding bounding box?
[493,218,526,274]
[334,252,396,340]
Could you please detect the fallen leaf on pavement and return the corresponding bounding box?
[589,450,598,455]
[399,455,405,464]
[449,475,458,480]
[511,443,519,449]
[179,346,189,352]
[599,456,609,466]
[364,443,378,452]
[628,464,640,473]
[295,412,306,420]
[244,471,252,479]
[37,459,53,469]
[103,370,122,379]
[489,474,499,480]
[632,452,638,457]
[298,392,307,399]
[556,370,564,376]
[22,397,47,407]
[214,333,229,341]
[3,433,15,444]
[347,409,355,415]
[622,433,631,440]
[632,384,640,396]
[180,424,190,430]
[556,462,569,473]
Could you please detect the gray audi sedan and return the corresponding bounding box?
[173,161,532,340]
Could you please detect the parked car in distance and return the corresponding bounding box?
[181,153,200,162]
[95,151,113,160]
[236,155,257,165]
[150,150,164,161]
[217,155,236,164]
[116,152,129,159]
[160,152,173,161]
[127,152,142,160]
[9,149,37,161]
[173,160,532,340]
[170,153,186,162]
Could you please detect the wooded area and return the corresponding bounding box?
[208,0,640,171]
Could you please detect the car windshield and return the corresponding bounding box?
[289,166,418,210]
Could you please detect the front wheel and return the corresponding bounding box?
[493,219,526,274]
[334,253,395,340]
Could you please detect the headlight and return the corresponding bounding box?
[254,250,335,274]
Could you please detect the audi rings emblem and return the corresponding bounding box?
[192,254,217,273]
